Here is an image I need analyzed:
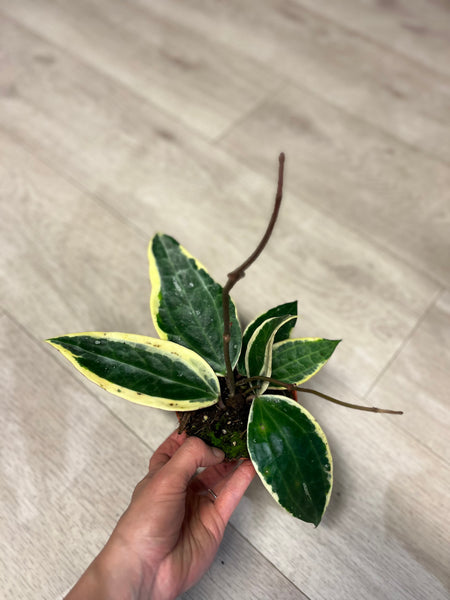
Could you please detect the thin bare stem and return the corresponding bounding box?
[237,376,403,415]
[222,153,285,397]
[299,387,403,415]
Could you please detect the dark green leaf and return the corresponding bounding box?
[271,338,341,386]
[47,332,220,411]
[247,394,333,525]
[245,315,297,395]
[149,234,241,375]
[237,301,298,373]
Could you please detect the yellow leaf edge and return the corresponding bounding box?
[46,331,220,411]
[248,394,333,522]
[148,234,211,341]
[245,315,297,395]
[271,337,339,386]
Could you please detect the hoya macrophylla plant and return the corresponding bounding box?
[47,154,402,526]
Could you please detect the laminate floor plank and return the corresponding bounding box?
[1,2,449,599]
[0,0,281,140]
[0,316,150,600]
[142,0,450,163]
[219,83,450,286]
[229,382,450,599]
[1,111,446,599]
[367,288,450,461]
[0,83,439,404]
[0,315,306,600]
[294,0,450,78]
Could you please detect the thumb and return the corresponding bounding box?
[161,436,225,492]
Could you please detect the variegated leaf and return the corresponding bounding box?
[247,394,333,525]
[149,233,241,375]
[237,301,297,374]
[271,338,341,386]
[46,332,220,411]
[245,315,296,395]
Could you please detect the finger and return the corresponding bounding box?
[159,436,225,492]
[190,462,237,494]
[192,461,237,490]
[214,459,256,524]
[147,430,187,477]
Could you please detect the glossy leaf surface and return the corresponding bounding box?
[237,301,297,373]
[46,332,220,411]
[149,234,241,375]
[247,395,333,525]
[271,338,341,386]
[245,315,297,395]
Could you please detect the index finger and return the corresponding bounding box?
[147,429,187,477]
[214,459,256,525]
[160,436,225,493]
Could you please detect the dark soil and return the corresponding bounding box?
[178,374,292,460]
[178,374,252,460]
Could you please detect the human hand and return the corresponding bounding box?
[65,431,256,600]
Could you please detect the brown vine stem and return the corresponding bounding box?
[237,376,403,415]
[222,153,286,398]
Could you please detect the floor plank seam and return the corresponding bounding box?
[2,3,449,598]
[363,285,445,402]
[131,0,450,167]
[221,528,313,600]
[293,0,450,81]
[284,80,450,170]
[218,71,450,172]
[4,313,311,598]
[213,144,446,290]
[397,423,450,467]
[5,106,442,305]
[212,80,291,146]
[4,9,450,221]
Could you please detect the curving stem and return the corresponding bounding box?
[222,153,286,398]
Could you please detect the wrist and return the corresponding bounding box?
[65,538,155,600]
[100,537,156,599]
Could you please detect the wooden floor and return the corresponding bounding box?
[1,1,449,598]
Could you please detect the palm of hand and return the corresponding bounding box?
[111,433,255,600]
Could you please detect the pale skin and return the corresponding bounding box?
[65,431,256,600]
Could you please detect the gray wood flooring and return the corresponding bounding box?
[1,2,449,598]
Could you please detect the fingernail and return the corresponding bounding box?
[212,447,225,459]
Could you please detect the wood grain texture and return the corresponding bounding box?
[231,383,450,599]
[1,316,306,600]
[220,83,450,286]
[0,0,281,140]
[294,0,450,78]
[0,19,440,402]
[142,0,450,163]
[0,315,148,600]
[367,289,450,461]
[0,95,439,408]
[1,0,449,598]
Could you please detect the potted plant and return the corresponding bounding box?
[47,154,401,526]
